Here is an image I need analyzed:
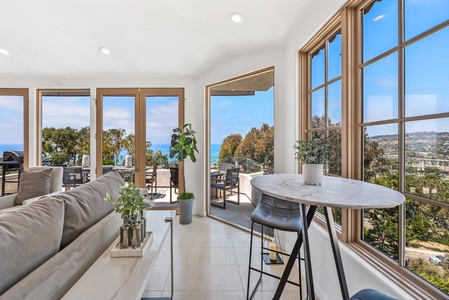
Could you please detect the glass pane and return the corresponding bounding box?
[363,53,398,122]
[363,206,400,260]
[328,32,342,80]
[328,80,341,126]
[311,88,325,129]
[405,0,449,41]
[0,95,24,195]
[0,95,24,156]
[311,46,325,89]
[363,0,398,62]
[42,95,90,166]
[328,129,342,176]
[363,124,399,260]
[363,124,399,187]
[405,118,449,204]
[145,96,178,169]
[405,200,449,294]
[102,96,135,168]
[405,27,449,117]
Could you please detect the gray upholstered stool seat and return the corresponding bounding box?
[250,194,302,232]
[247,194,303,300]
[349,289,397,300]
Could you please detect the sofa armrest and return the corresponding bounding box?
[0,194,17,210]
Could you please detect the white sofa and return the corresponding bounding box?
[0,170,125,300]
[0,166,63,211]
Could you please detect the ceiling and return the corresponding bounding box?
[0,0,316,81]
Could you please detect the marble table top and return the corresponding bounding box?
[251,174,405,209]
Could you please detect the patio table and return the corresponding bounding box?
[251,174,405,300]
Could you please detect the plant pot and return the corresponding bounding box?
[178,198,194,224]
[303,163,324,186]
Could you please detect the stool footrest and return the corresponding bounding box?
[262,253,284,264]
[249,267,301,287]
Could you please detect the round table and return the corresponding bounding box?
[251,174,405,300]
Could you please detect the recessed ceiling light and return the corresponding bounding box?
[0,48,10,55]
[230,13,243,23]
[99,47,110,55]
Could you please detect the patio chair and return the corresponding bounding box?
[211,167,240,209]
[62,166,84,190]
[169,167,179,204]
[219,163,233,173]
[145,165,158,199]
[102,166,114,175]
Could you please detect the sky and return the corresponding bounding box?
[210,87,274,144]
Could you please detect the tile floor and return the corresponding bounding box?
[142,215,305,300]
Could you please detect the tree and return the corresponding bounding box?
[233,124,274,172]
[42,127,82,165]
[102,128,134,165]
[218,134,242,162]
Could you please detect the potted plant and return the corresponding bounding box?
[105,183,147,248]
[293,137,331,185]
[169,123,198,224]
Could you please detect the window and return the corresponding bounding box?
[300,0,449,297]
[38,90,90,166]
[360,0,449,293]
[0,90,27,165]
[303,28,343,225]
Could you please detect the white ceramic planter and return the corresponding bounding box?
[303,163,324,185]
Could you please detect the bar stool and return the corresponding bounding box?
[247,194,303,300]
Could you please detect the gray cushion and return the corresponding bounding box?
[250,194,302,232]
[15,168,53,205]
[53,170,125,249]
[0,197,65,295]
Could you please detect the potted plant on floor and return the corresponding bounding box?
[293,137,330,185]
[169,123,198,224]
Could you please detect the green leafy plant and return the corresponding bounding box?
[178,192,194,200]
[105,183,146,219]
[169,123,198,163]
[293,137,331,164]
[169,123,199,199]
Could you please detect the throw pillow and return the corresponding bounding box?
[15,168,53,205]
[0,197,64,295]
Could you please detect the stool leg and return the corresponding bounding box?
[297,232,303,300]
[247,222,254,300]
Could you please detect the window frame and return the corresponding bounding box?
[299,0,449,298]
[0,88,29,168]
[96,88,185,188]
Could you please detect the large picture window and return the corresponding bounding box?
[300,0,449,297]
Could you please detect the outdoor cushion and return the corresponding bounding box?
[0,197,64,295]
[54,170,124,249]
[15,168,53,205]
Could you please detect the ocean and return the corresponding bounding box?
[150,143,221,164]
[0,144,23,156]
[0,143,221,164]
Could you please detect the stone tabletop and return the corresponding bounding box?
[251,174,405,209]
